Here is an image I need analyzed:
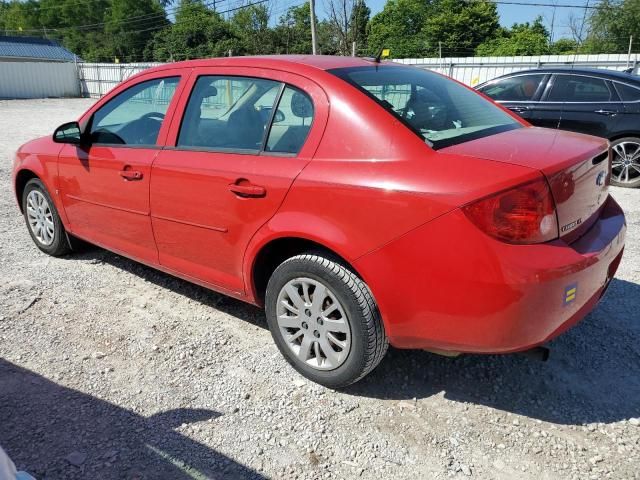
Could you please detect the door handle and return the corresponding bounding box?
[508,106,529,113]
[594,109,617,116]
[229,180,266,198]
[119,169,143,180]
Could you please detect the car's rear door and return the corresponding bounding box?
[150,67,328,295]
[543,73,623,137]
[476,73,548,121]
[58,69,187,263]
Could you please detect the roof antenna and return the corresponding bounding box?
[374,48,390,63]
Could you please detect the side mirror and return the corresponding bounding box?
[273,110,285,123]
[53,121,83,144]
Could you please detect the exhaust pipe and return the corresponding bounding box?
[518,346,550,362]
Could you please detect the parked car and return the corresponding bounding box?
[476,67,640,188]
[13,56,626,387]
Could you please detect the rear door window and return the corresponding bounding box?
[478,74,546,101]
[178,76,281,151]
[265,86,314,154]
[547,75,614,102]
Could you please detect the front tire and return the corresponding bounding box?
[611,137,640,188]
[22,178,71,256]
[265,253,388,388]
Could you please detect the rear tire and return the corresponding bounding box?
[22,178,71,256]
[265,253,388,388]
[610,137,640,188]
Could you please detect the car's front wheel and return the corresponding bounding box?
[611,137,640,188]
[22,178,71,256]
[265,253,388,388]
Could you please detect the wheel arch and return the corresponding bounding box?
[14,169,41,212]
[609,132,640,142]
[247,235,364,306]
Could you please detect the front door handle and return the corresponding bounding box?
[594,109,617,116]
[119,169,143,180]
[229,180,266,198]
[508,106,529,113]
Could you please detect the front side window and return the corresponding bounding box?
[478,74,545,101]
[266,86,314,154]
[547,75,614,102]
[178,76,281,151]
[90,77,180,145]
[329,65,521,149]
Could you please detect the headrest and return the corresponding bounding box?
[291,91,313,118]
[199,85,218,98]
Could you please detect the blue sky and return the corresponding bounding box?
[354,0,590,40]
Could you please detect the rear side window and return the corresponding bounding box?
[90,76,180,145]
[479,74,545,101]
[614,82,640,101]
[178,75,281,151]
[266,86,314,154]
[547,75,613,102]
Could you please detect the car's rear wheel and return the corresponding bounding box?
[611,137,640,188]
[22,178,71,256]
[265,253,388,388]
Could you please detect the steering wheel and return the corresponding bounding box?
[139,111,165,121]
[132,112,165,144]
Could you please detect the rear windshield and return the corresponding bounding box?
[329,65,522,149]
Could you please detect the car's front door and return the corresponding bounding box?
[150,69,328,294]
[58,71,186,263]
[543,73,623,137]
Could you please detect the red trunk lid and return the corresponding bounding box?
[442,127,610,242]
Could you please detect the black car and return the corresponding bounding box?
[477,67,640,188]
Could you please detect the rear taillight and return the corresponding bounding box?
[462,178,558,244]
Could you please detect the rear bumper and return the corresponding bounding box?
[355,195,626,353]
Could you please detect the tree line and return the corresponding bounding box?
[0,0,638,62]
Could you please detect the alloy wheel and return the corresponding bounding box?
[612,141,640,185]
[276,277,351,371]
[26,190,55,246]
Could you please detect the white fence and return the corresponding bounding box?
[0,61,80,99]
[3,54,639,100]
[397,53,640,86]
[77,62,163,98]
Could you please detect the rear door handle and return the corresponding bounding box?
[229,181,266,198]
[119,169,143,180]
[594,109,618,116]
[507,106,529,113]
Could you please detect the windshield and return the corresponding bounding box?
[328,65,522,149]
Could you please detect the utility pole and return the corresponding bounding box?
[627,35,633,68]
[309,0,318,55]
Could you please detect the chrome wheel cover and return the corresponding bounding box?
[26,190,55,246]
[276,277,351,371]
[612,141,640,184]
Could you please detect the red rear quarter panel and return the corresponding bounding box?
[245,72,541,298]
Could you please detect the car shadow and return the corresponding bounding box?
[0,359,266,480]
[67,244,267,331]
[63,246,639,426]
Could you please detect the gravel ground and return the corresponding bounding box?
[0,98,639,480]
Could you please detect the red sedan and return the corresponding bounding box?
[12,56,626,387]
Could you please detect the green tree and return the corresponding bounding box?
[229,4,276,55]
[424,0,500,56]
[350,0,370,54]
[551,38,579,54]
[585,0,640,53]
[105,0,168,62]
[367,0,435,58]
[475,17,550,56]
[150,0,235,61]
[368,0,499,58]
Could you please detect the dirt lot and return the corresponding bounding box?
[0,98,639,480]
